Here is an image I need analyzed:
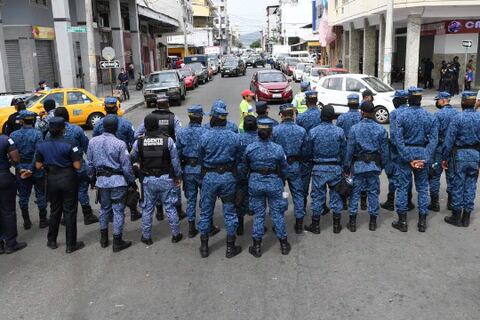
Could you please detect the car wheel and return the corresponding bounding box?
[181,92,186,101]
[221,73,225,78]
[87,112,104,128]
[374,106,389,124]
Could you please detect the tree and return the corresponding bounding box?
[250,39,261,49]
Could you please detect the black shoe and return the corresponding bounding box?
[66,241,85,254]
[279,238,291,255]
[417,214,427,232]
[176,205,186,221]
[428,194,440,212]
[445,209,462,227]
[208,220,220,237]
[462,210,471,228]
[333,215,342,234]
[21,207,32,230]
[346,215,357,232]
[141,236,153,245]
[112,234,131,252]
[294,218,304,234]
[237,216,244,236]
[248,238,262,258]
[47,241,58,249]
[130,209,142,222]
[156,205,165,221]
[380,192,395,211]
[360,194,367,211]
[447,193,452,211]
[304,217,320,234]
[39,208,49,229]
[188,221,199,238]
[0,241,4,254]
[82,205,98,225]
[200,234,209,258]
[392,213,408,232]
[226,235,242,258]
[5,242,27,254]
[100,229,109,248]
[369,215,377,231]
[171,233,183,243]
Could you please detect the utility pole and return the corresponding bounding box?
[85,0,98,95]
[383,0,394,85]
[183,0,189,57]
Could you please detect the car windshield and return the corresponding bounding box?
[363,77,394,93]
[311,69,321,77]
[286,58,299,65]
[25,93,45,107]
[188,63,203,72]
[224,60,238,67]
[148,73,178,84]
[296,63,306,70]
[258,72,285,83]
[179,69,192,77]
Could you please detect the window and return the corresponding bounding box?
[44,93,64,107]
[67,92,92,105]
[346,78,366,92]
[327,77,343,90]
[31,0,47,6]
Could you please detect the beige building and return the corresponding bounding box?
[328,0,480,89]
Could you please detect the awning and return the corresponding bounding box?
[137,5,180,30]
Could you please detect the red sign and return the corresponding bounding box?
[446,20,480,34]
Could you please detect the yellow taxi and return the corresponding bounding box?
[0,88,124,133]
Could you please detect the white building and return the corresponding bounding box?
[212,0,230,53]
[279,0,316,46]
[265,4,281,52]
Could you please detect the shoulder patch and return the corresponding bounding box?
[72,146,79,152]
[8,138,14,145]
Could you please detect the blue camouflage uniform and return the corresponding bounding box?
[87,132,135,236]
[272,104,307,220]
[198,108,241,237]
[35,109,55,137]
[236,126,258,217]
[203,100,239,133]
[10,111,47,213]
[176,105,207,223]
[245,118,289,240]
[93,113,135,151]
[442,92,480,215]
[336,94,362,138]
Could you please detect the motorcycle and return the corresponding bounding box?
[136,73,145,91]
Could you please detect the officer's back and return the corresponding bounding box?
[336,94,361,138]
[200,117,240,168]
[48,107,89,154]
[308,109,345,164]
[296,91,321,133]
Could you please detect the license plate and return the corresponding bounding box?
[272,94,282,98]
[224,70,230,73]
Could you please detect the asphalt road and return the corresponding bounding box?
[1,67,480,320]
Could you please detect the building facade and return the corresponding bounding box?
[265,5,280,53]
[212,0,229,54]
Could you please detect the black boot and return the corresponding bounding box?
[141,236,153,245]
[5,242,27,254]
[82,205,98,225]
[444,209,462,227]
[156,204,164,221]
[333,214,342,234]
[369,215,377,231]
[417,214,427,232]
[21,207,32,230]
[171,233,183,243]
[130,208,142,222]
[407,193,415,211]
[346,215,356,232]
[304,217,320,234]
[462,210,471,227]
[0,241,4,254]
[225,235,242,258]
[360,193,367,211]
[176,204,186,221]
[380,192,395,211]
[100,229,109,248]
[209,219,220,237]
[199,235,209,258]
[112,234,132,252]
[447,192,452,211]
[188,221,199,238]
[279,238,291,255]
[237,216,244,236]
[248,238,262,258]
[39,208,49,229]
[392,213,408,232]
[66,241,85,254]
[294,218,304,234]
[428,194,440,212]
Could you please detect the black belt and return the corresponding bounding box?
[96,167,124,177]
[183,157,199,167]
[313,161,339,166]
[252,168,279,175]
[46,166,74,174]
[142,168,171,177]
[287,155,301,165]
[204,164,234,174]
[354,153,381,164]
[455,144,480,151]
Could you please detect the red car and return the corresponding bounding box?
[250,70,293,103]
[179,68,198,90]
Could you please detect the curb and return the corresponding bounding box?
[124,100,144,114]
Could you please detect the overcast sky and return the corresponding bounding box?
[228,0,278,34]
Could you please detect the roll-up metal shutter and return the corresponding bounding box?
[5,40,25,93]
[36,40,56,86]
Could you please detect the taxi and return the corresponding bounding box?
[0,88,123,133]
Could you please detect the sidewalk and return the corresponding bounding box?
[98,83,144,113]
[391,82,463,106]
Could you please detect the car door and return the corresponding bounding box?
[345,77,367,98]
[39,92,65,112]
[317,76,346,113]
[65,90,94,124]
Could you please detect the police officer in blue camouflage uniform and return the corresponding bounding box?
[255,101,279,126]
[132,114,184,245]
[304,105,345,234]
[203,99,239,133]
[35,99,57,137]
[272,103,307,234]
[245,118,291,257]
[198,107,242,258]
[344,101,389,232]
[36,117,85,253]
[87,115,135,252]
[391,87,438,232]
[428,92,457,212]
[10,110,48,230]
[52,107,98,225]
[235,115,258,235]
[442,91,480,228]
[0,133,27,254]
[176,105,209,238]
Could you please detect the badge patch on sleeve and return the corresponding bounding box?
[8,138,14,145]
[73,147,79,152]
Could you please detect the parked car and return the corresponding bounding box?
[274,54,288,70]
[250,54,265,68]
[187,62,209,84]
[208,57,220,74]
[307,67,348,89]
[179,68,198,90]
[316,74,395,124]
[221,58,246,77]
[184,54,208,67]
[143,70,186,106]
[301,65,313,82]
[282,57,300,76]
[250,70,293,103]
[293,63,312,82]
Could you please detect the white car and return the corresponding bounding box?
[316,74,395,124]
[293,63,312,82]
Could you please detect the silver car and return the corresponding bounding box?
[143,70,186,106]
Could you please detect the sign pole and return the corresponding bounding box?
[463,46,468,91]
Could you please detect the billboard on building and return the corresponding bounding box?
[32,26,55,40]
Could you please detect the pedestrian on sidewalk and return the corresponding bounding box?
[465,67,473,91]
[118,68,130,101]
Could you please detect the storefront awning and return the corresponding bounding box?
[137,5,180,30]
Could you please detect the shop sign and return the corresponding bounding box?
[32,26,55,40]
[446,20,480,34]
[421,22,445,36]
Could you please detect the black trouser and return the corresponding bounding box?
[0,170,18,248]
[121,83,130,100]
[47,169,79,247]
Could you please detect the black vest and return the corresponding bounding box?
[139,131,173,176]
[151,110,176,140]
